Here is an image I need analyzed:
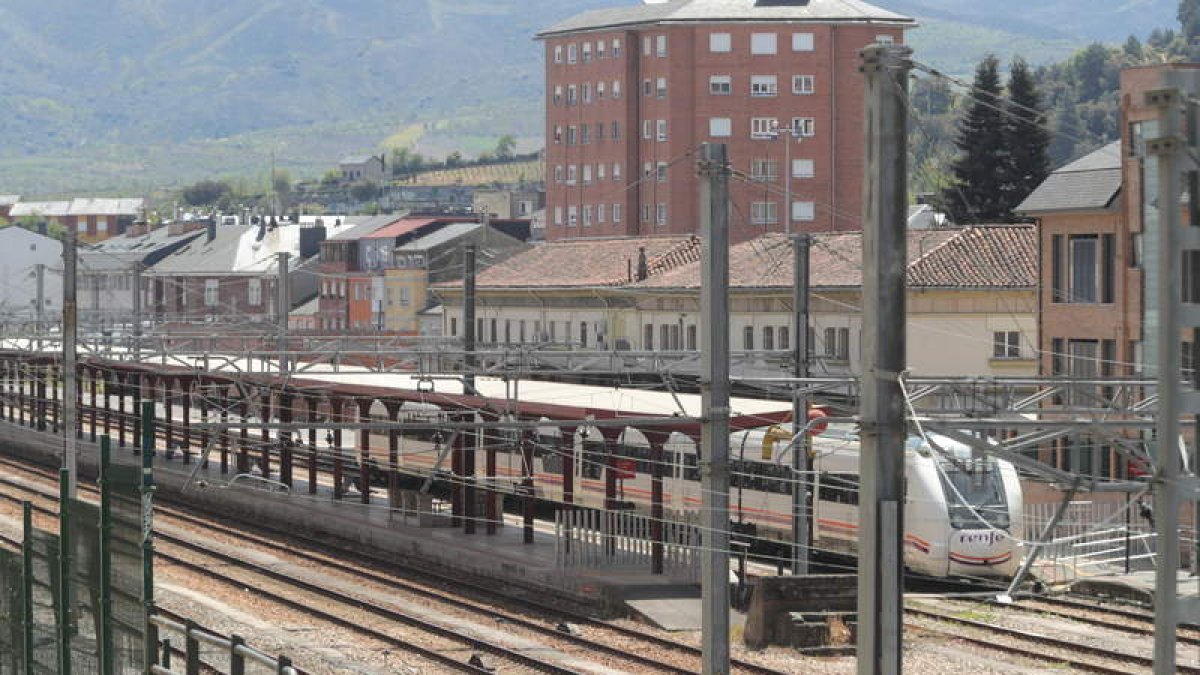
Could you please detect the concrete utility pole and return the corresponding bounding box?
[792,234,812,575]
[856,44,911,675]
[34,264,44,352]
[698,143,732,675]
[464,244,477,394]
[277,252,290,375]
[132,262,143,362]
[63,227,78,497]
[1147,72,1193,675]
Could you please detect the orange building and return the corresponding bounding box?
[537,0,913,241]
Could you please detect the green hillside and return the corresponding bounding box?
[0,0,1177,195]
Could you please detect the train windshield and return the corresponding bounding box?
[937,459,1009,530]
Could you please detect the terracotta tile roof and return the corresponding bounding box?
[464,236,700,288]
[635,230,961,289]
[906,225,1037,288]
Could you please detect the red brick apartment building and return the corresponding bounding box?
[1019,63,1200,478]
[537,0,913,242]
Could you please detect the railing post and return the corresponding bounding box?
[99,437,115,675]
[229,634,246,675]
[141,401,157,672]
[57,468,72,675]
[22,501,34,675]
[185,621,201,675]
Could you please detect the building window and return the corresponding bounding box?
[400,287,411,306]
[710,75,732,95]
[553,85,563,104]
[580,322,588,347]
[751,201,778,225]
[613,80,621,98]
[656,162,668,182]
[519,320,527,342]
[553,125,562,144]
[751,117,778,139]
[751,32,778,55]
[792,117,816,136]
[793,159,815,178]
[248,278,262,306]
[597,203,606,223]
[642,204,652,223]
[583,164,594,185]
[583,82,592,104]
[204,279,219,307]
[597,81,605,99]
[567,85,577,105]
[583,204,593,227]
[554,207,563,226]
[656,35,667,56]
[643,120,652,139]
[568,206,578,227]
[451,317,458,337]
[656,203,667,226]
[77,221,88,233]
[582,42,592,62]
[750,75,778,97]
[554,45,563,63]
[581,125,590,144]
[660,324,671,350]
[710,117,732,137]
[793,74,815,94]
[656,119,668,141]
[778,326,790,351]
[875,34,895,45]
[567,43,577,64]
[1053,233,1115,303]
[763,326,775,350]
[643,36,652,55]
[687,325,697,350]
[554,165,563,183]
[567,164,577,184]
[598,163,607,180]
[993,331,1021,358]
[656,77,667,98]
[825,327,850,361]
[611,121,621,141]
[613,163,622,181]
[613,204,622,223]
[96,217,108,233]
[792,201,816,222]
[743,326,755,350]
[751,158,777,182]
[710,32,732,52]
[792,32,815,51]
[612,38,622,57]
[567,126,577,145]
[597,40,606,59]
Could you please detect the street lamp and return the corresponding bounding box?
[767,121,803,235]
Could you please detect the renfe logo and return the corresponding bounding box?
[955,531,1006,547]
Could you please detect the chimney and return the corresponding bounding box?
[206,219,217,243]
[636,247,649,282]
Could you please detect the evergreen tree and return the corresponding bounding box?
[940,55,1008,224]
[1048,99,1081,167]
[1180,0,1200,42]
[1002,58,1051,218]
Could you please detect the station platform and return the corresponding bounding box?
[0,421,703,621]
[1069,569,1200,612]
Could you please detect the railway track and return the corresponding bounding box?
[0,454,791,674]
[906,603,1200,674]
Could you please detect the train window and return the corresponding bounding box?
[817,472,859,505]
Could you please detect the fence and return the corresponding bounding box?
[555,507,701,582]
[1022,498,1160,580]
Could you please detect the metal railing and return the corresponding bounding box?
[150,614,299,675]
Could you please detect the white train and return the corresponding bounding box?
[371,413,1024,579]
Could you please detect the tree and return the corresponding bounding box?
[444,151,463,168]
[1002,58,1051,218]
[1181,0,1200,42]
[1048,100,1081,167]
[1124,35,1143,60]
[182,179,232,206]
[939,55,1009,223]
[350,181,381,203]
[495,134,517,159]
[1069,43,1115,102]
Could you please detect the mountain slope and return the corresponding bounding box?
[0,0,1179,194]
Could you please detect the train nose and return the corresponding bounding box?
[947,529,1015,575]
